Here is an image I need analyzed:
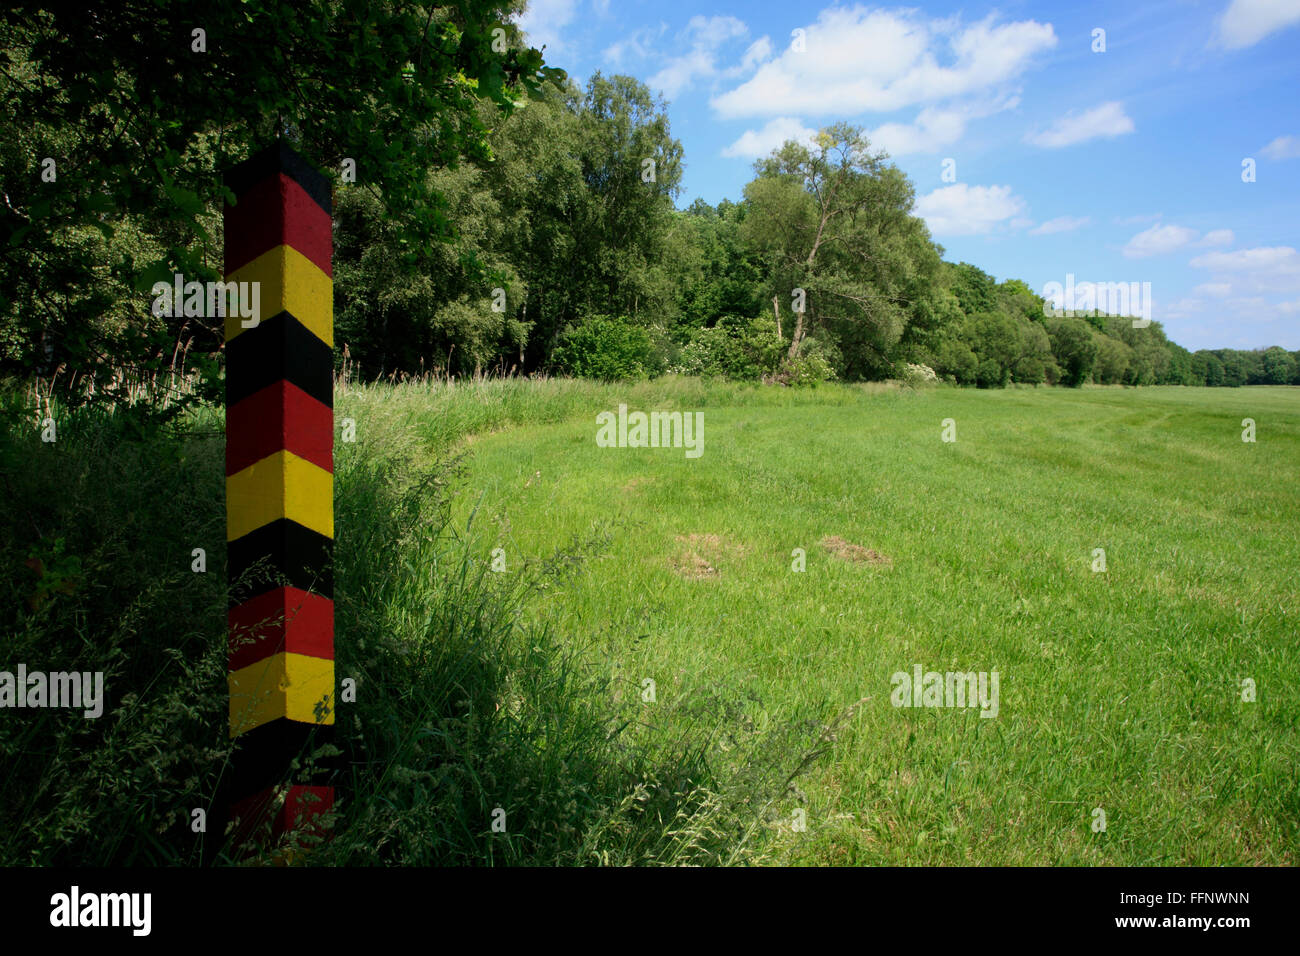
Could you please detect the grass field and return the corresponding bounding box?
[343,378,1300,865]
[5,377,1294,866]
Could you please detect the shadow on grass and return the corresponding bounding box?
[0,390,832,866]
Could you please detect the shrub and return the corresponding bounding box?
[900,363,939,386]
[669,316,784,381]
[975,357,1007,389]
[933,339,978,385]
[551,316,657,381]
[1012,356,1046,385]
[767,337,838,387]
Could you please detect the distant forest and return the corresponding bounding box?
[3,3,1296,421]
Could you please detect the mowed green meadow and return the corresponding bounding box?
[344,378,1300,865]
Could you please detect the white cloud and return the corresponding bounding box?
[1025,101,1135,148]
[736,37,773,73]
[516,0,579,54]
[1261,134,1300,159]
[721,117,818,159]
[869,106,969,156]
[1160,294,1300,348]
[1029,215,1091,235]
[1199,229,1235,247]
[1123,224,1234,258]
[914,183,1026,236]
[709,9,1056,119]
[604,37,645,67]
[650,49,719,98]
[648,15,750,99]
[867,95,1018,156]
[1124,224,1198,258]
[1189,246,1300,293]
[1194,282,1233,297]
[687,14,748,47]
[1213,0,1300,49]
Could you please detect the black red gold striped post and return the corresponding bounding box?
[224,142,335,847]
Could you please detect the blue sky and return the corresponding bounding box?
[515,0,1300,351]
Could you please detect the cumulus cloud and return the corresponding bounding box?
[1025,101,1135,148]
[709,9,1055,119]
[1029,215,1091,235]
[867,94,1019,156]
[721,117,818,159]
[1122,224,1233,258]
[734,36,773,73]
[914,183,1026,236]
[1123,224,1199,258]
[1199,229,1235,247]
[1213,0,1300,49]
[603,26,664,68]
[869,106,969,156]
[1189,246,1300,293]
[648,16,750,98]
[1261,134,1300,159]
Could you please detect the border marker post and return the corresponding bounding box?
[223,141,336,849]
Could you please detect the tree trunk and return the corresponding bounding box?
[772,294,782,339]
[787,310,805,360]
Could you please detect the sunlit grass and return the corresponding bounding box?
[371,380,1300,865]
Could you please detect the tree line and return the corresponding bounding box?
[2,1,1295,418]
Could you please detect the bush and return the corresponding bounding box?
[975,357,1007,389]
[551,316,658,381]
[933,339,978,385]
[0,394,230,865]
[900,363,939,386]
[669,315,784,381]
[768,337,838,387]
[1012,356,1046,385]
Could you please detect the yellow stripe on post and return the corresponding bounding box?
[224,244,334,347]
[226,449,334,542]
[229,651,336,736]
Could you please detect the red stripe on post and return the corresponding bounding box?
[224,172,334,277]
[228,586,335,671]
[226,380,334,476]
[229,784,335,848]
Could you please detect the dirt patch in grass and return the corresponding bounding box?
[622,476,654,492]
[820,535,892,566]
[670,551,719,579]
[670,533,744,579]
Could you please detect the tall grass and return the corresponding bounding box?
[336,371,907,457]
[0,377,831,865]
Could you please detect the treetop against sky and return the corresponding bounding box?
[516,0,1300,351]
